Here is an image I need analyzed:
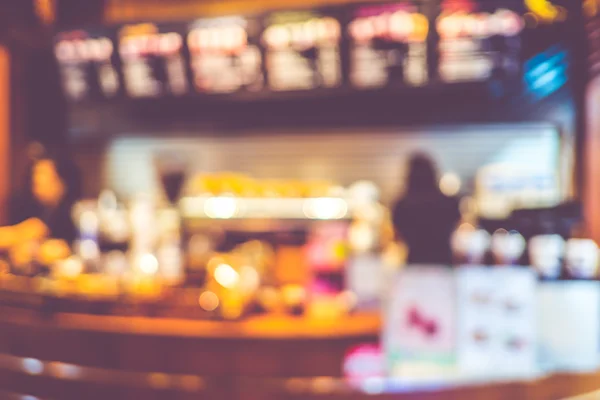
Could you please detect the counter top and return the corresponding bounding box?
[0,305,380,339]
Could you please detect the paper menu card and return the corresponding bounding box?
[537,281,600,371]
[385,266,537,379]
[384,266,456,376]
[456,267,537,376]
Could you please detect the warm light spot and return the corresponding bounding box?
[179,375,203,392]
[257,286,280,311]
[338,290,358,311]
[59,256,84,279]
[239,266,260,294]
[35,0,55,25]
[440,172,461,196]
[199,291,220,312]
[214,263,239,289]
[49,362,80,379]
[311,377,336,394]
[303,198,348,220]
[285,378,307,393]
[349,221,375,253]
[348,180,380,204]
[148,373,170,389]
[79,210,99,233]
[140,253,159,275]
[204,197,238,219]
[207,256,226,274]
[281,285,306,306]
[105,251,128,276]
[0,260,9,275]
[79,239,100,260]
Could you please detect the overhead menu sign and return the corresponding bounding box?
[436,0,524,83]
[118,23,189,98]
[55,0,577,104]
[348,2,429,88]
[54,31,120,102]
[187,16,264,94]
[262,11,342,91]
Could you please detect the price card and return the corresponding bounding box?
[188,16,264,94]
[538,281,600,371]
[262,11,342,91]
[348,2,429,88]
[384,266,456,376]
[55,30,120,102]
[119,23,189,98]
[456,267,537,377]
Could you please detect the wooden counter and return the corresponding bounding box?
[0,305,379,399]
[0,305,381,339]
[0,306,598,400]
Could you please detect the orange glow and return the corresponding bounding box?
[349,11,429,43]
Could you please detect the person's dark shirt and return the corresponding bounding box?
[10,194,78,244]
[392,192,461,265]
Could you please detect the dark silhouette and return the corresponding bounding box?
[392,153,461,265]
[10,145,82,243]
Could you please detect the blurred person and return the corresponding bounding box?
[0,144,81,265]
[392,153,461,265]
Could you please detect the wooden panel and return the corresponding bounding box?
[585,77,600,243]
[0,46,9,224]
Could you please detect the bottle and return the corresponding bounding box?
[562,216,599,280]
[528,218,565,280]
[451,223,491,267]
[564,238,599,280]
[490,229,526,267]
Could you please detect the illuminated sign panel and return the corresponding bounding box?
[54,0,578,103]
[348,2,429,88]
[187,16,264,94]
[54,31,120,102]
[436,1,524,83]
[118,24,189,98]
[262,11,342,92]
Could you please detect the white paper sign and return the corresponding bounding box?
[384,266,456,376]
[456,267,537,377]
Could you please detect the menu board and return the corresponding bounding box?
[55,0,578,106]
[262,11,342,91]
[436,0,524,83]
[348,2,429,88]
[55,31,120,102]
[188,16,263,94]
[118,23,189,98]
